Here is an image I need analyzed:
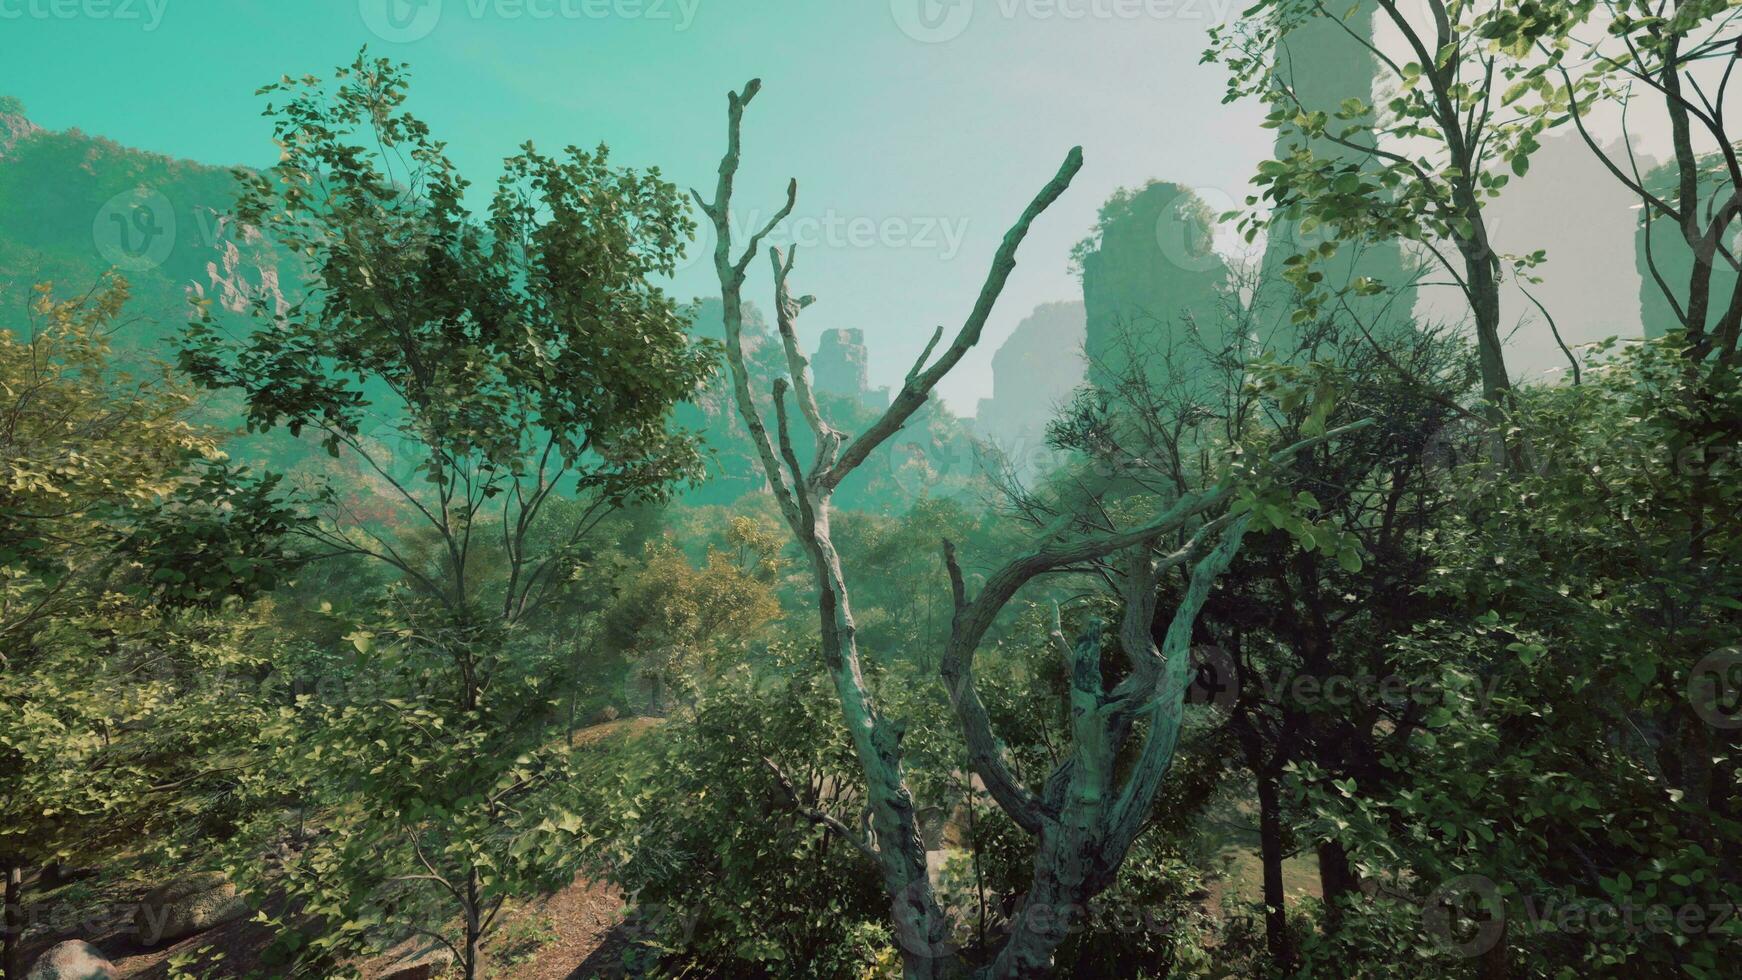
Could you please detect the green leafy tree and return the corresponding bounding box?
[1291,337,1741,977]
[601,533,783,709]
[1516,0,1742,364]
[181,53,713,979]
[1207,0,1572,463]
[1152,316,1477,968]
[571,642,893,978]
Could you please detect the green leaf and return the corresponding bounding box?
[1336,546,1363,573]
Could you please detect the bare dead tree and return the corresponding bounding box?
[694,77,1065,978]
[697,78,1370,979]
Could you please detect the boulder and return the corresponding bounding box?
[915,804,949,851]
[25,940,117,980]
[133,873,248,946]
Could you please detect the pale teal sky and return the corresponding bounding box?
[3,0,1270,412]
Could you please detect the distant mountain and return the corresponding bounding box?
[0,98,282,346]
[0,102,986,512]
[1255,0,1417,347]
[812,328,890,409]
[0,99,310,475]
[1078,181,1229,395]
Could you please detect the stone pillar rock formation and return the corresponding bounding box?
[1079,181,1230,393]
[811,328,890,409]
[1258,0,1417,348]
[975,300,1086,475]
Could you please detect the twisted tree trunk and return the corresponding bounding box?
[964,521,1253,979]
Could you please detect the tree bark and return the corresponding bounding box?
[809,512,953,979]
[1316,838,1358,936]
[988,832,1093,979]
[463,867,480,980]
[982,623,1116,979]
[1479,918,1510,980]
[2,862,22,980]
[1256,768,1295,970]
[1457,221,1515,472]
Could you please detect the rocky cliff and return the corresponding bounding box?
[0,97,41,159]
[1636,155,1735,343]
[0,103,302,472]
[811,328,890,409]
[1078,181,1230,395]
[1257,1,1418,348]
[0,101,272,333]
[975,301,1085,472]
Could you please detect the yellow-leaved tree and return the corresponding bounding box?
[0,278,304,980]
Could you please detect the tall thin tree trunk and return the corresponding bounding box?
[463,867,480,980]
[967,782,987,959]
[565,638,580,748]
[1479,918,1510,980]
[2,863,23,980]
[1460,236,1514,470]
[811,544,951,980]
[1256,769,1294,969]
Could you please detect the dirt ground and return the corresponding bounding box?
[16,874,634,979]
[15,720,662,979]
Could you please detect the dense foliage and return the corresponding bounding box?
[3,11,1741,978]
